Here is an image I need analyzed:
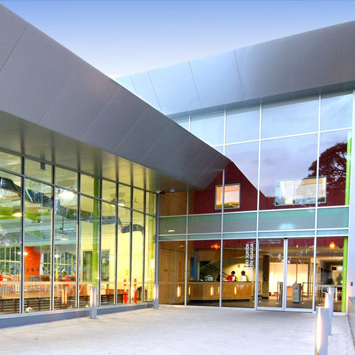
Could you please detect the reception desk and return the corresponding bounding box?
[188,281,253,302]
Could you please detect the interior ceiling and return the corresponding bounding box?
[0,5,230,192]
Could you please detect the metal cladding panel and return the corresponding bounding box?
[118,21,355,115]
[286,24,343,92]
[180,145,221,183]
[342,21,355,82]
[39,60,118,140]
[0,8,27,70]
[148,62,202,115]
[162,134,207,178]
[189,50,244,107]
[81,86,149,152]
[138,121,190,170]
[113,107,171,162]
[235,38,291,99]
[0,4,230,191]
[130,71,161,111]
[0,24,82,125]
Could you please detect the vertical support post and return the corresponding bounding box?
[154,193,160,309]
[20,159,25,314]
[76,173,81,309]
[219,169,225,308]
[325,287,335,335]
[315,306,329,355]
[343,131,351,312]
[90,286,98,319]
[50,165,55,311]
[93,178,100,306]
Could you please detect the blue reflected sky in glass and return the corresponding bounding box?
[226,107,259,143]
[190,112,224,146]
[321,92,353,131]
[262,97,319,139]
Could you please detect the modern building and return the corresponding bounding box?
[117,20,355,313]
[0,5,230,326]
[0,3,355,327]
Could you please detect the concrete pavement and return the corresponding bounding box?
[0,307,353,355]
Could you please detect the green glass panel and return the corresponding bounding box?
[55,167,78,191]
[317,207,349,229]
[259,209,315,231]
[26,159,52,183]
[159,216,186,235]
[223,212,257,232]
[188,214,221,234]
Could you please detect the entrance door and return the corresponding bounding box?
[257,238,314,312]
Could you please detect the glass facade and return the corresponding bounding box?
[161,91,353,312]
[0,154,157,315]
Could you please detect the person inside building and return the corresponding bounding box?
[226,271,237,281]
[240,270,249,281]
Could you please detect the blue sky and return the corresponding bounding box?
[2,1,355,78]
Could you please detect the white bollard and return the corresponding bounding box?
[90,286,98,319]
[324,287,335,335]
[315,306,329,355]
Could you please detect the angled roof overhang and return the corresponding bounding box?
[0,5,230,192]
[117,20,355,116]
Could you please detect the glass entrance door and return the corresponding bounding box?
[257,238,314,312]
[285,238,314,311]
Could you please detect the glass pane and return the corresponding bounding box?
[55,167,78,191]
[258,239,284,308]
[262,97,318,138]
[315,237,345,312]
[174,117,189,130]
[101,203,116,306]
[226,106,259,143]
[0,172,22,314]
[145,215,156,302]
[26,159,52,183]
[187,240,221,307]
[159,216,186,235]
[133,188,144,212]
[317,207,349,229]
[259,209,315,231]
[102,180,116,203]
[146,192,156,216]
[259,135,318,210]
[188,214,221,234]
[81,174,100,198]
[80,196,100,307]
[118,184,131,209]
[24,179,53,312]
[190,112,224,146]
[0,151,21,173]
[225,142,259,211]
[54,188,77,310]
[189,172,223,215]
[321,92,353,131]
[286,238,314,310]
[117,207,130,304]
[161,191,187,216]
[216,185,240,210]
[159,241,186,305]
[132,212,144,303]
[222,239,256,308]
[318,130,352,207]
[223,212,257,232]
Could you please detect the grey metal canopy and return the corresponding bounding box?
[0,5,230,192]
[117,20,355,116]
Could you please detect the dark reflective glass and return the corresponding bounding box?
[225,142,259,211]
[318,130,352,206]
[259,135,318,210]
